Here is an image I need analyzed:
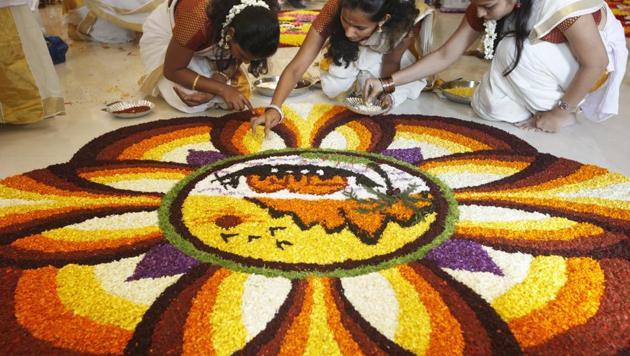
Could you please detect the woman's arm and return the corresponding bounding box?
[364,17,480,102]
[381,32,413,77]
[250,28,327,136]
[163,39,252,111]
[558,14,608,109]
[534,14,608,132]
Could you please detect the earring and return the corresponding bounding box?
[514,1,521,9]
[221,34,232,49]
[377,24,383,33]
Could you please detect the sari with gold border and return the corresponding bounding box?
[0,2,64,124]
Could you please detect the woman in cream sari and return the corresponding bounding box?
[364,0,627,133]
[318,0,435,109]
[64,0,163,43]
[251,0,434,135]
[139,0,280,113]
[0,0,64,125]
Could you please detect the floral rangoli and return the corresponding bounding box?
[279,10,319,47]
[0,104,628,354]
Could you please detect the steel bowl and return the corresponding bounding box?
[439,79,479,104]
[344,96,390,116]
[253,76,312,97]
[104,99,155,119]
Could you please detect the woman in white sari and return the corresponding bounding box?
[318,0,435,109]
[139,0,280,113]
[250,0,435,136]
[0,0,64,124]
[364,0,627,133]
[64,0,163,43]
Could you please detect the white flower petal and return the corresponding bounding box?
[241,274,292,341]
[341,272,399,339]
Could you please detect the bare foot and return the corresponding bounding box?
[515,117,541,131]
[535,111,576,133]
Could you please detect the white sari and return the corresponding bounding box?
[139,0,240,113]
[319,0,434,108]
[472,0,627,123]
[64,0,163,43]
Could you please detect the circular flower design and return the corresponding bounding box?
[162,150,457,278]
[0,104,628,355]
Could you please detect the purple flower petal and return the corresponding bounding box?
[426,239,503,275]
[127,243,200,281]
[381,148,423,164]
[187,150,226,166]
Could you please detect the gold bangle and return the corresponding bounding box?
[191,74,201,91]
[380,76,396,94]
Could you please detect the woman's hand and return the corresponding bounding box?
[250,108,282,138]
[220,85,254,112]
[363,78,384,104]
[174,86,215,107]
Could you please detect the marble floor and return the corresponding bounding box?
[1,4,629,178]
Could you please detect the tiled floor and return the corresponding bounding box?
[1,4,629,178]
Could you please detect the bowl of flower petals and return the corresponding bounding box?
[253,76,313,97]
[104,99,155,118]
[439,79,479,104]
[344,96,390,116]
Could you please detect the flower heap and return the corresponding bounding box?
[219,0,270,48]
[483,19,497,60]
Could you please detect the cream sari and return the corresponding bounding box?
[139,0,250,113]
[0,1,64,124]
[472,0,627,123]
[319,0,434,108]
[64,0,163,43]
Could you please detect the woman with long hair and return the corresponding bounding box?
[364,0,627,132]
[250,0,434,136]
[140,0,280,113]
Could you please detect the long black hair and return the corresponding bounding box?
[208,0,280,76]
[494,0,533,76]
[326,0,419,67]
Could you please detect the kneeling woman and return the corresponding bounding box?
[365,0,627,132]
[251,0,432,134]
[319,0,432,109]
[140,0,280,113]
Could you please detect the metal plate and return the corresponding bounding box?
[105,99,155,118]
[439,80,479,104]
[253,76,312,97]
[344,96,390,116]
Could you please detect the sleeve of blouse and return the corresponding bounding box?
[540,11,601,43]
[172,0,212,51]
[464,4,484,32]
[311,0,340,40]
[320,57,359,98]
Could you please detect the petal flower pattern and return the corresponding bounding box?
[0,104,628,354]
